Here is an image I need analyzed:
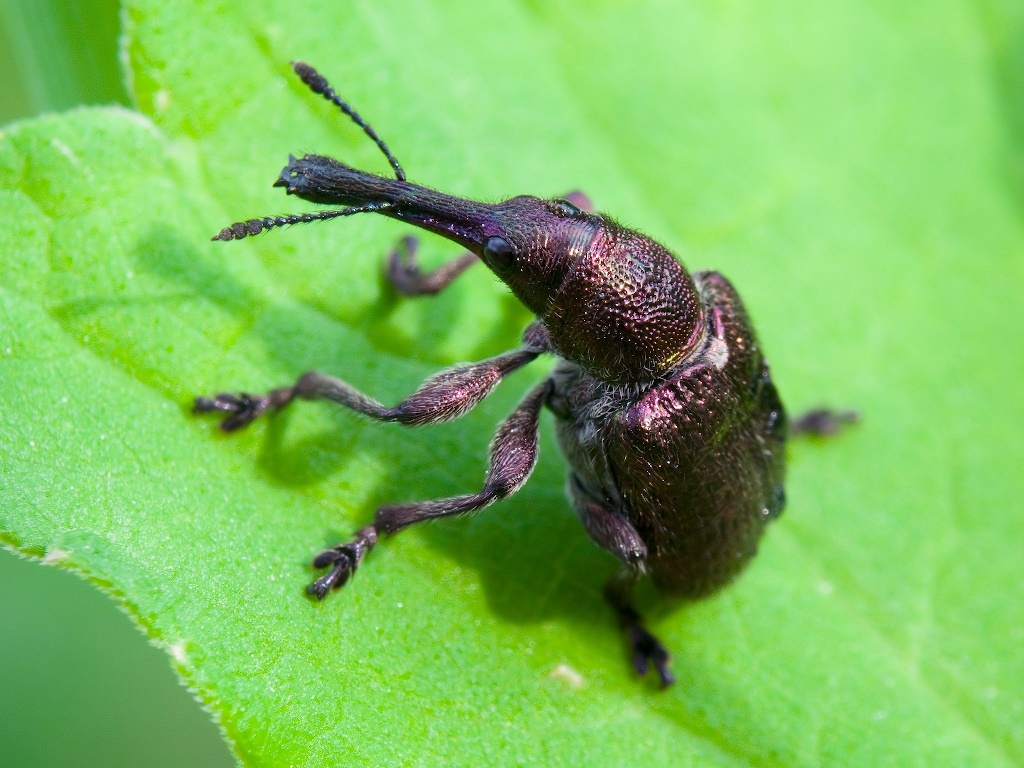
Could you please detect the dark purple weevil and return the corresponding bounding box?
[196,62,855,687]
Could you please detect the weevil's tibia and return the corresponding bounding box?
[308,525,378,596]
[308,380,551,597]
[604,572,674,688]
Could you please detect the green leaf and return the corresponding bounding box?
[0,0,127,119]
[3,1,1022,765]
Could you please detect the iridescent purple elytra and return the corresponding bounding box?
[197,62,854,687]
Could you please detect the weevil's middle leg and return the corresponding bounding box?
[604,572,674,688]
[308,380,551,597]
[386,191,594,297]
[561,191,593,212]
[568,476,647,569]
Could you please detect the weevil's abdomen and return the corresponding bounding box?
[615,363,787,598]
[551,270,787,600]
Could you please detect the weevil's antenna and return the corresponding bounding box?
[212,201,394,241]
[291,61,406,182]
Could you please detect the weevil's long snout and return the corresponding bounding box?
[273,154,404,205]
[275,154,498,251]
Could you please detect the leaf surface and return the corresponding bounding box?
[2,1,1022,765]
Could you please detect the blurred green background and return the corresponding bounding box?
[0,2,233,765]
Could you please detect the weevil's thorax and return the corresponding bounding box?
[542,222,705,386]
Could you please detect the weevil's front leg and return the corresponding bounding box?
[194,323,553,431]
[386,191,594,297]
[386,235,479,296]
[791,408,859,437]
[308,379,551,596]
[604,571,674,688]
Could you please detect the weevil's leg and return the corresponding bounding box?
[604,570,674,688]
[568,476,647,569]
[386,192,593,297]
[308,380,551,596]
[386,235,479,296]
[570,480,675,687]
[791,408,859,437]
[561,190,594,212]
[194,323,553,432]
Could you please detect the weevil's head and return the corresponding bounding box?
[233,154,706,385]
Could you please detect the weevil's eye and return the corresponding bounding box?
[482,236,516,271]
[549,199,583,218]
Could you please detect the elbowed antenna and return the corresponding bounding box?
[212,61,406,241]
[211,201,393,242]
[291,61,406,182]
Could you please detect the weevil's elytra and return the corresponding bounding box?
[196,61,856,687]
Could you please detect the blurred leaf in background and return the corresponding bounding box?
[2,1,1023,767]
[0,0,128,121]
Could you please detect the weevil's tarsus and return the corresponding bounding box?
[307,526,378,598]
[791,408,860,437]
[627,623,675,688]
[211,201,393,241]
[291,61,406,182]
[192,388,295,432]
[386,235,479,296]
[604,574,674,688]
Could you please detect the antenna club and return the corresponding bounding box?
[291,61,327,94]
[211,202,395,241]
[212,218,269,241]
[287,60,406,182]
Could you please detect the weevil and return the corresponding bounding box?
[196,62,856,687]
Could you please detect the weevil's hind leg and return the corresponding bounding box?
[604,571,674,688]
[386,235,479,296]
[791,408,859,437]
[308,380,551,597]
[194,324,551,432]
